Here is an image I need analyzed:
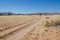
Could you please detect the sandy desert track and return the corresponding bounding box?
[20,15,60,40]
[1,15,60,40]
[0,15,41,40]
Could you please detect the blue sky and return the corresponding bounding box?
[0,0,60,13]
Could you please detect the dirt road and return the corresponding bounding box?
[0,17,41,40]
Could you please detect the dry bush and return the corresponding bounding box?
[45,15,60,27]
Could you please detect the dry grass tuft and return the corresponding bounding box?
[45,15,60,27]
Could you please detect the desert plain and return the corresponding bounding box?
[0,15,60,40]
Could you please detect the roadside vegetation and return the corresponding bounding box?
[45,15,60,27]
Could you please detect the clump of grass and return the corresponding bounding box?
[45,20,54,27]
[45,19,60,27]
[55,20,60,26]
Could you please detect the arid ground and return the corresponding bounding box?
[0,15,60,40]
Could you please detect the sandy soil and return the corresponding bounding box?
[20,15,60,40]
[0,15,40,40]
[0,15,60,40]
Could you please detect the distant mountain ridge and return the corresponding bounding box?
[0,12,60,15]
[0,12,14,15]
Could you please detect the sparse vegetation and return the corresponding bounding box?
[1,15,60,40]
[45,20,55,27]
[20,15,60,40]
[0,15,39,31]
[45,16,60,27]
[55,20,60,26]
